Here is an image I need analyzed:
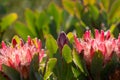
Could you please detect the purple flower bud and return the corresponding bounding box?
[57,31,68,51]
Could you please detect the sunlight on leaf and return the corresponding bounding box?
[46,34,58,57]
[25,9,37,36]
[14,21,34,40]
[62,0,76,16]
[44,58,57,80]
[67,32,74,43]
[110,24,116,33]
[72,49,87,75]
[108,0,120,24]
[62,44,72,63]
[83,0,96,6]
[101,0,110,12]
[1,13,18,31]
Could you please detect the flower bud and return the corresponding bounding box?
[57,31,68,51]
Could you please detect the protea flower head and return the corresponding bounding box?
[74,29,118,64]
[0,36,44,78]
[115,34,120,57]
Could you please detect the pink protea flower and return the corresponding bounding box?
[0,36,44,78]
[74,29,116,64]
[115,34,120,57]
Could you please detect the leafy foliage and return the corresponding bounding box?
[1,0,120,80]
[2,64,20,80]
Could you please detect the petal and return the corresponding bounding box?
[8,59,15,68]
[37,39,42,52]
[74,35,83,53]
[105,30,111,40]
[0,59,2,70]
[100,30,104,42]
[20,39,24,47]
[15,54,20,66]
[95,29,99,39]
[27,36,31,45]
[1,41,7,49]
[84,30,91,41]
[26,49,32,63]
[98,43,106,56]
[12,39,17,47]
[90,46,94,58]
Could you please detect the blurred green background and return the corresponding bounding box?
[0,0,120,42]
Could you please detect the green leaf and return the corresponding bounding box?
[29,53,39,80]
[36,11,49,30]
[46,35,58,57]
[64,15,74,31]
[44,58,57,80]
[75,2,83,19]
[83,0,96,5]
[62,0,76,16]
[31,53,39,72]
[110,24,119,38]
[101,0,110,12]
[89,5,99,20]
[1,13,18,31]
[67,32,73,40]
[2,64,20,80]
[90,51,103,80]
[67,32,74,44]
[75,21,86,38]
[108,0,120,24]
[47,3,61,39]
[110,24,116,33]
[47,2,61,28]
[100,53,118,80]
[25,9,37,36]
[72,49,87,75]
[62,0,82,19]
[71,66,81,78]
[14,21,34,40]
[62,44,72,63]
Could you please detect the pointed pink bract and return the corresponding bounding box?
[1,41,7,50]
[74,35,83,53]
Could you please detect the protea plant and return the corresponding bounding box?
[74,29,120,80]
[74,29,120,64]
[0,36,44,79]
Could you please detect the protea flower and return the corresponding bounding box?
[74,29,117,64]
[115,35,120,57]
[0,36,44,78]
